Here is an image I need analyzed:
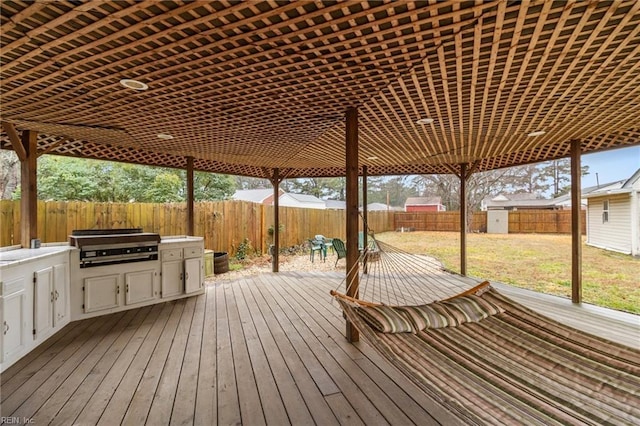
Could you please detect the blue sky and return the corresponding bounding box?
[581,146,640,188]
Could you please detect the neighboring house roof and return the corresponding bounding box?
[279,192,326,209]
[585,169,640,198]
[285,193,325,204]
[404,197,443,206]
[325,200,346,210]
[364,202,403,211]
[482,192,567,210]
[232,188,277,203]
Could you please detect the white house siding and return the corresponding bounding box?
[587,194,632,254]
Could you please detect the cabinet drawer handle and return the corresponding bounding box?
[3,321,9,335]
[55,290,60,300]
[185,272,189,280]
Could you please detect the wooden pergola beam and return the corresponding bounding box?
[345,107,359,342]
[20,130,38,248]
[2,121,26,161]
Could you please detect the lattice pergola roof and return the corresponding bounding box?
[1,1,639,179]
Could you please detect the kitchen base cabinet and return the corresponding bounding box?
[0,247,70,373]
[1,280,27,363]
[34,263,69,339]
[125,269,157,305]
[34,267,54,339]
[184,257,203,294]
[84,274,120,313]
[161,260,183,298]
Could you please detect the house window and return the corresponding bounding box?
[602,200,609,223]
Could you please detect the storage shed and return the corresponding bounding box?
[585,169,640,256]
[404,197,446,212]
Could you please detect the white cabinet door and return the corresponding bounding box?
[125,270,156,305]
[84,275,120,313]
[34,267,54,339]
[53,263,68,326]
[2,289,26,361]
[161,260,183,298]
[184,258,202,294]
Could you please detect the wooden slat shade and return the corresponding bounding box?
[1,1,638,178]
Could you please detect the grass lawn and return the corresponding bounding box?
[375,231,640,314]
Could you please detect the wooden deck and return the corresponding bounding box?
[2,272,638,425]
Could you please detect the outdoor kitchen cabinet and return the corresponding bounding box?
[33,262,68,338]
[125,269,158,305]
[161,248,183,298]
[83,274,120,313]
[160,244,204,297]
[1,277,27,364]
[184,246,204,294]
[0,246,71,372]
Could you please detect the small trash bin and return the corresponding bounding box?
[214,251,229,274]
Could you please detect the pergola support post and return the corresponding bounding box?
[362,165,368,275]
[345,107,359,342]
[269,168,283,273]
[20,130,38,248]
[570,140,582,304]
[186,156,195,236]
[459,163,468,276]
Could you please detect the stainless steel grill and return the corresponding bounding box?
[70,228,160,268]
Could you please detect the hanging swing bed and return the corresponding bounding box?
[330,236,640,426]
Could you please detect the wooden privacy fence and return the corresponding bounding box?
[394,210,586,234]
[508,210,586,234]
[0,201,586,252]
[394,212,487,232]
[0,200,394,255]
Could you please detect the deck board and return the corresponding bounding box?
[121,301,186,425]
[234,280,290,425]
[2,271,638,425]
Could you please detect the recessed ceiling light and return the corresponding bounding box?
[367,156,379,160]
[120,79,148,91]
[416,118,434,125]
[527,130,546,137]
[157,133,174,140]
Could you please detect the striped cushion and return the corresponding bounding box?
[398,305,451,330]
[398,295,505,331]
[442,295,505,322]
[355,305,415,333]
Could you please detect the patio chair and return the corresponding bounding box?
[315,234,333,253]
[331,238,347,267]
[308,239,325,262]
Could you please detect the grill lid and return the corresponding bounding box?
[69,229,161,248]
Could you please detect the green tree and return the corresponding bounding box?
[143,173,184,202]
[38,156,100,200]
[0,151,19,199]
[538,159,589,196]
[30,155,236,202]
[366,176,418,207]
[194,171,235,201]
[235,176,270,190]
